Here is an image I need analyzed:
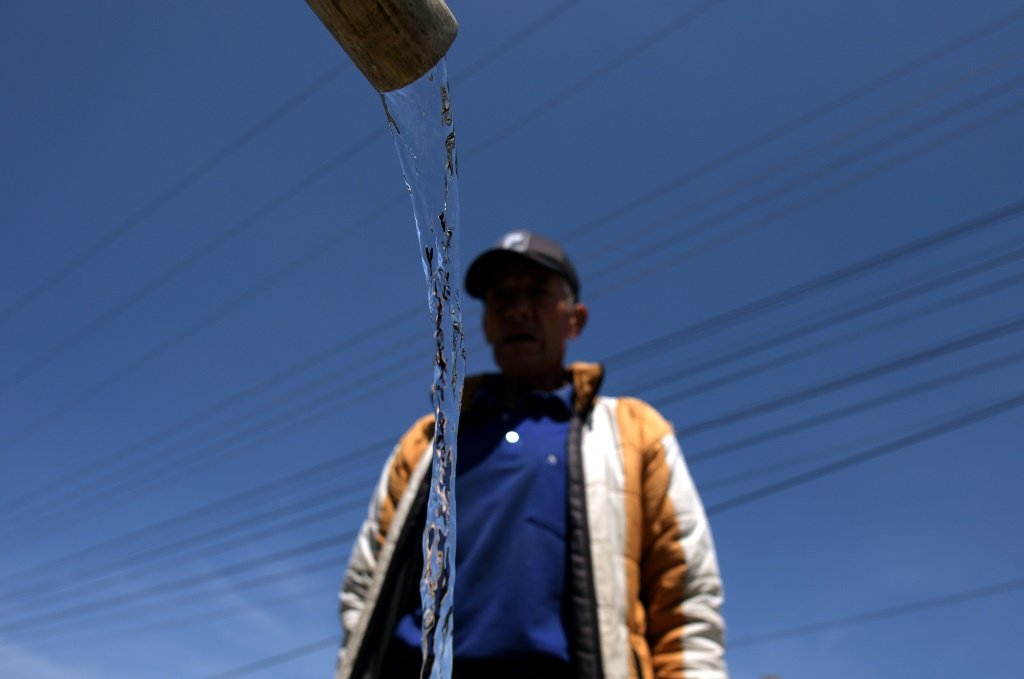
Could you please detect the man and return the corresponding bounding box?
[337,230,727,679]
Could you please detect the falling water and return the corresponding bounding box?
[381,59,463,679]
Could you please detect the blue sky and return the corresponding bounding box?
[1,1,1022,677]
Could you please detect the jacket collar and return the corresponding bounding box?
[461,362,604,417]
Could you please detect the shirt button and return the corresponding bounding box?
[505,431,520,444]
[546,454,558,466]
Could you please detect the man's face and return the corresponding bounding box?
[482,258,587,385]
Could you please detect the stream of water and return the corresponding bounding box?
[381,60,463,679]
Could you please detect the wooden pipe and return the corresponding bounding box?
[304,0,458,92]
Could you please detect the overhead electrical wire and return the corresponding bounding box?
[0,0,583,330]
[705,389,1024,516]
[0,306,414,519]
[4,1,1017,463]
[200,634,340,679]
[0,474,376,608]
[0,63,348,329]
[689,273,1024,463]
[6,5,1024,675]
[579,56,1024,263]
[72,388,1022,674]
[9,205,1017,553]
[191,573,1024,678]
[650,270,1024,430]
[12,327,421,527]
[465,0,725,155]
[7,295,1022,625]
[559,5,1024,245]
[0,357,421,548]
[0,0,589,450]
[628,240,1024,395]
[4,9,1015,536]
[729,575,1024,648]
[603,198,1024,368]
[9,373,1014,639]
[0,533,350,636]
[27,234,1023,583]
[8,7,1024,647]
[6,55,1015,532]
[590,96,1024,298]
[6,202,1021,557]
[6,554,345,645]
[0,436,392,596]
[698,347,1024,491]
[673,313,1024,436]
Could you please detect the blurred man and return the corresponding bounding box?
[336,230,727,679]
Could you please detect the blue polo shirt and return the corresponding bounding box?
[394,382,573,661]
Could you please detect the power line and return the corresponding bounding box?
[16,65,1024,536]
[182,393,1024,678]
[466,0,726,156]
[603,198,1024,368]
[580,59,1024,264]
[0,342,442,552]
[0,438,388,596]
[214,566,1024,679]
[6,555,345,645]
[697,347,1024,490]
[0,131,393,399]
[22,391,1020,654]
[652,268,1024,430]
[8,218,1015,577]
[81,580,327,642]
[590,94,1024,298]
[0,1,585,450]
[0,533,348,635]
[0,477,372,608]
[675,313,1024,436]
[16,244,1022,601]
[5,4,1013,471]
[9,327,420,532]
[9,204,1020,553]
[20,213,1012,549]
[200,634,339,679]
[705,390,1024,515]
[454,0,582,83]
[629,240,1024,396]
[4,6,1019,606]
[0,64,348,329]
[690,275,1024,463]
[0,0,582,331]
[0,354,418,548]
[0,306,414,520]
[730,576,1024,648]
[16,313,1024,626]
[559,5,1024,245]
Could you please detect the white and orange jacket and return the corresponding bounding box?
[337,363,727,679]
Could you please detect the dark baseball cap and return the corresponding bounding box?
[465,229,580,300]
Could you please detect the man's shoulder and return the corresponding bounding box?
[393,413,436,471]
[597,393,675,442]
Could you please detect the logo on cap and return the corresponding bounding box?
[501,231,530,253]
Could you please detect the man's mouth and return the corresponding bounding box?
[504,332,536,344]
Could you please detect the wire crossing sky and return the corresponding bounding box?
[1,2,1023,678]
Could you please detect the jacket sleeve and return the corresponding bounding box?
[336,415,435,671]
[337,445,398,668]
[641,427,727,679]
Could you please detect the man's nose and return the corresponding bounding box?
[502,292,532,319]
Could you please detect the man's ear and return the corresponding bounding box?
[568,303,588,339]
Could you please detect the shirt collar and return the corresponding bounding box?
[469,377,575,418]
